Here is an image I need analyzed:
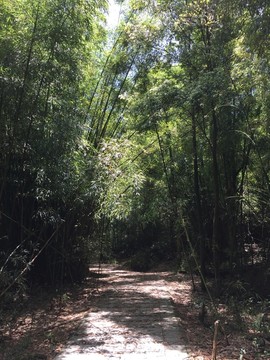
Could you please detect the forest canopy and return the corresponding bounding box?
[0,0,270,298]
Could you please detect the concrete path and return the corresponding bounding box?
[55,265,189,360]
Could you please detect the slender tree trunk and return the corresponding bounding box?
[202,17,222,288]
[155,123,180,258]
[191,109,206,284]
[211,106,221,288]
[13,3,40,129]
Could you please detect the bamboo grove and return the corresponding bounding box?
[0,0,270,298]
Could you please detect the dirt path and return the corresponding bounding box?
[54,264,189,360]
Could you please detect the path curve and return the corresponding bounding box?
[54,264,189,360]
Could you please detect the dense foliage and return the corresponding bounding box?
[1,0,270,299]
[0,0,107,292]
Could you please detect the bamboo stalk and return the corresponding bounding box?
[212,320,220,360]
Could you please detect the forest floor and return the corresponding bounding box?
[0,261,269,360]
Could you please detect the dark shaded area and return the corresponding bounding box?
[0,271,106,360]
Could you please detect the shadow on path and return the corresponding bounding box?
[54,264,189,360]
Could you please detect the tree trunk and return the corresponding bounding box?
[211,107,221,288]
[192,109,206,283]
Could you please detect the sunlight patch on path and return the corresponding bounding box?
[54,265,189,360]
